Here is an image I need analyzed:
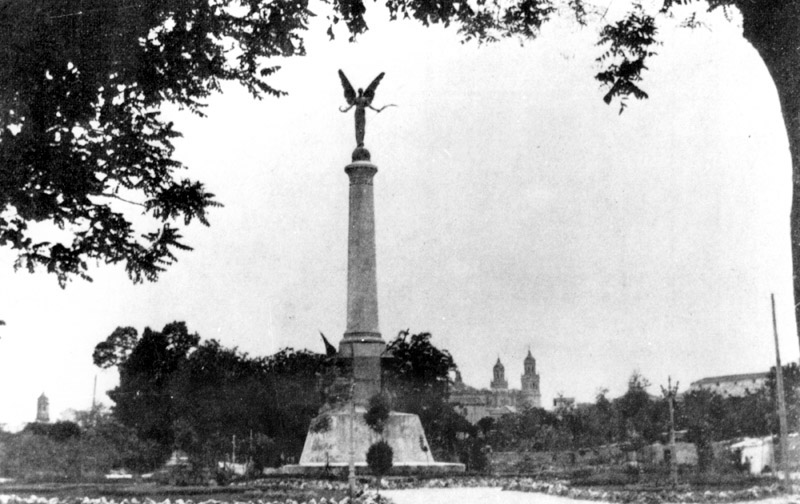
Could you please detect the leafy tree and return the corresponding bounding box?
[382,330,470,459]
[614,371,666,445]
[585,387,619,445]
[95,323,330,464]
[169,342,328,465]
[766,363,800,432]
[459,437,490,472]
[680,389,726,470]
[0,431,68,480]
[23,420,81,441]
[477,416,495,437]
[674,387,775,469]
[1,407,159,480]
[260,347,330,459]
[724,391,772,438]
[93,321,200,462]
[0,0,312,284]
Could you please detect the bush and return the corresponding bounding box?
[570,467,593,479]
[366,440,393,477]
[364,394,391,434]
[459,438,489,473]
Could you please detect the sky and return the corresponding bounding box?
[0,1,797,430]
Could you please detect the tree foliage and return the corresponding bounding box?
[364,392,391,434]
[766,362,800,431]
[384,330,455,407]
[93,321,199,463]
[6,1,800,363]
[94,322,329,465]
[23,420,81,442]
[478,370,783,461]
[0,407,160,479]
[0,0,313,284]
[383,330,472,459]
[366,439,393,478]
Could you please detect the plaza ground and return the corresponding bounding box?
[382,487,800,504]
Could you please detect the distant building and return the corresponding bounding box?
[689,372,768,397]
[553,396,576,410]
[36,392,50,423]
[449,350,542,423]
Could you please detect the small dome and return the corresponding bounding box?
[524,350,535,363]
[494,358,504,370]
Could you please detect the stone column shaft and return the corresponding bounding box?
[344,162,380,336]
[339,160,385,406]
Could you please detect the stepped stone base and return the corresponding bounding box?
[279,461,465,476]
[285,407,464,475]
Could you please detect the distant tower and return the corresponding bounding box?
[491,358,508,390]
[36,393,50,423]
[521,349,542,408]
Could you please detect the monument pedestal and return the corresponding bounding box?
[285,407,465,476]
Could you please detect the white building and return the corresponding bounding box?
[688,372,767,397]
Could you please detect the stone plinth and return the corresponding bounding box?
[280,461,465,476]
[289,407,464,475]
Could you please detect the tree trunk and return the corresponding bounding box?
[737,0,800,357]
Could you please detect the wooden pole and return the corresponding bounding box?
[668,377,678,487]
[232,434,236,464]
[661,377,679,487]
[772,293,792,492]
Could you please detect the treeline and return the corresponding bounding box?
[0,409,161,479]
[478,368,798,468]
[90,322,329,470]
[4,323,796,480]
[0,323,471,480]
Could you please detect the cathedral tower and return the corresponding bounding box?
[491,358,508,390]
[36,392,50,423]
[521,350,542,408]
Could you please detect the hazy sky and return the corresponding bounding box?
[1,2,796,429]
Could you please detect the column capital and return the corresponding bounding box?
[345,162,378,185]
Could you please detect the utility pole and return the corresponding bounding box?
[232,434,237,464]
[349,377,356,500]
[91,374,98,426]
[771,293,792,493]
[661,377,679,488]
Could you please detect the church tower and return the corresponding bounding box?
[36,392,50,423]
[491,358,508,390]
[520,350,542,408]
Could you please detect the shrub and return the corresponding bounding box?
[364,394,391,434]
[310,415,332,434]
[366,440,393,477]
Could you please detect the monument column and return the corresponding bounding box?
[339,149,385,406]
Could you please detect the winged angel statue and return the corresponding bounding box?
[338,70,395,148]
